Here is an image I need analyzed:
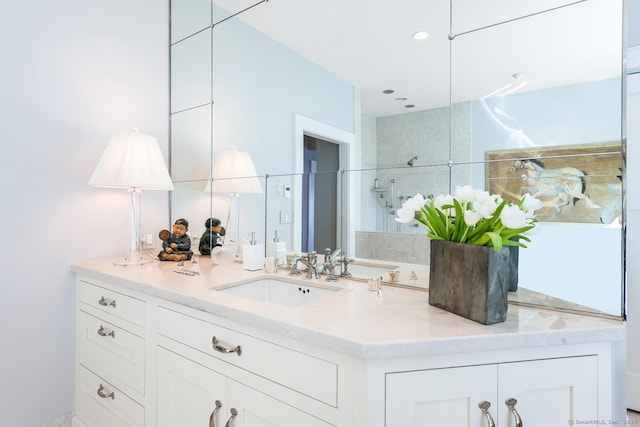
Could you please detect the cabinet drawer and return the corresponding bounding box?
[79,280,146,327]
[76,365,144,427]
[78,311,145,395]
[157,306,338,407]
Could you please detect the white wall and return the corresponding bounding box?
[0,1,170,425]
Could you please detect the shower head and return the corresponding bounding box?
[407,155,418,167]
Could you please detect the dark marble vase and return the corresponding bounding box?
[428,240,510,325]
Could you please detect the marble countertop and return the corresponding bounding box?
[71,256,625,360]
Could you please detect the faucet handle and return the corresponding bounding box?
[323,257,339,282]
[289,268,301,276]
[289,260,302,276]
[307,251,317,266]
[340,256,353,277]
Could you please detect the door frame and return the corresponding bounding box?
[292,114,357,254]
[627,45,640,411]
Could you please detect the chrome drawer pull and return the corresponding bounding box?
[97,325,115,338]
[212,336,242,356]
[224,408,238,427]
[96,384,115,399]
[98,296,116,308]
[478,401,496,427]
[209,400,222,427]
[505,398,523,427]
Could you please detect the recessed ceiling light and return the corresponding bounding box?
[412,31,429,40]
[383,89,395,94]
[395,97,408,101]
[404,104,416,109]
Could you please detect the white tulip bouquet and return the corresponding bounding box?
[395,185,543,250]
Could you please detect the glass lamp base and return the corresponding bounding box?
[113,253,153,266]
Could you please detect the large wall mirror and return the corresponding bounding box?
[169,0,626,319]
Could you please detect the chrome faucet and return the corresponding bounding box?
[289,256,320,279]
[323,248,343,282]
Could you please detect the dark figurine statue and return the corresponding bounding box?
[199,217,226,256]
[158,218,193,261]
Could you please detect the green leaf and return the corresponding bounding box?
[451,199,465,241]
[486,231,503,250]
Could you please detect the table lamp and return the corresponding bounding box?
[209,147,263,247]
[89,129,174,265]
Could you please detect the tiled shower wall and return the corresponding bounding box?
[365,103,471,235]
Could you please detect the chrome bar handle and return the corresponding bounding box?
[224,408,238,427]
[96,384,114,399]
[98,296,116,308]
[209,400,222,427]
[97,325,115,338]
[505,398,523,427]
[478,401,496,427]
[212,336,242,356]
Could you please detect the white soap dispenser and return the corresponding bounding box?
[242,232,264,271]
[266,230,287,266]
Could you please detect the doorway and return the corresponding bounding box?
[301,135,339,253]
[292,114,356,256]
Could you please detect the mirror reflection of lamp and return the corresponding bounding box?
[89,129,174,266]
[206,147,263,262]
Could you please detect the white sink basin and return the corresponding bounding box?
[214,278,340,307]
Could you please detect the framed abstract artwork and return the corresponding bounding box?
[486,142,622,224]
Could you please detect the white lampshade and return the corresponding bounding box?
[210,147,263,194]
[89,129,174,191]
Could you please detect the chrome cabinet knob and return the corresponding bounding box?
[505,398,523,427]
[478,401,496,427]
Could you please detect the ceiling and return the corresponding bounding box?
[213,0,622,117]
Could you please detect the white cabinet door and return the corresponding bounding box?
[497,356,598,427]
[386,364,497,426]
[386,356,598,427]
[157,347,332,427]
[157,347,227,427]
[227,381,332,427]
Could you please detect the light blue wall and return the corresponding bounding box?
[214,8,355,247]
[215,15,356,169]
[470,78,621,156]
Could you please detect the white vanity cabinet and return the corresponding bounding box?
[385,356,597,426]
[74,279,149,427]
[71,262,625,427]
